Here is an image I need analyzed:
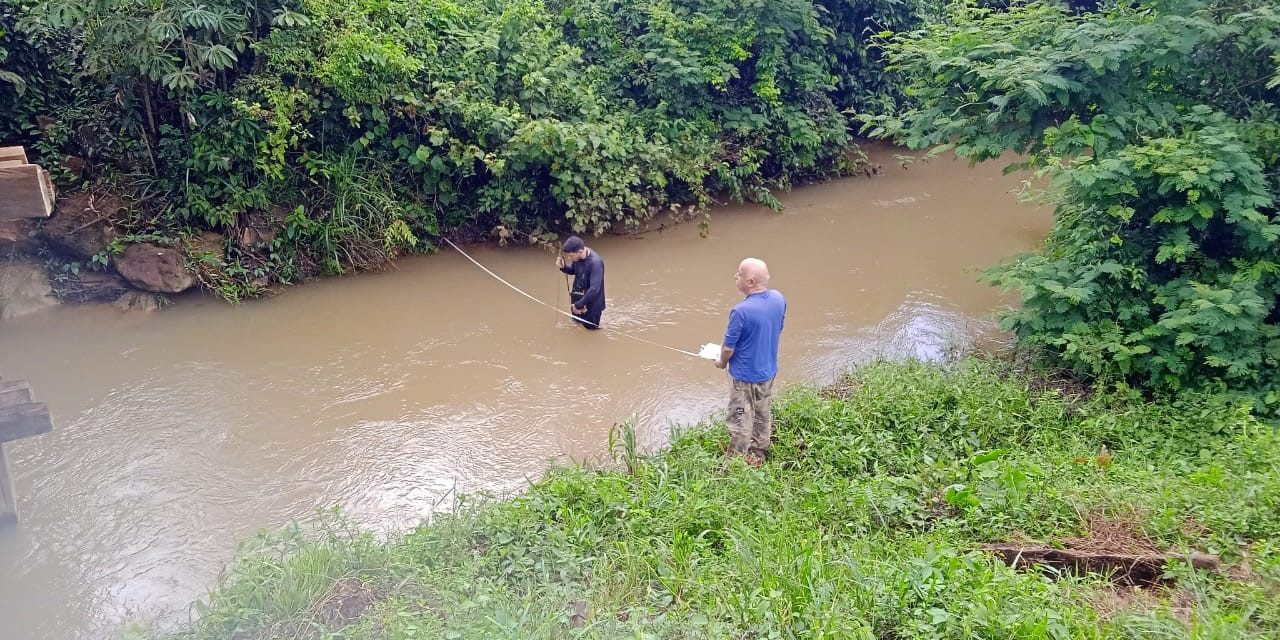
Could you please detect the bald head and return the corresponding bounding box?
[735,258,770,294]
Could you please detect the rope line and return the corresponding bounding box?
[442,237,703,359]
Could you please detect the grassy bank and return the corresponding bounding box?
[148,360,1280,639]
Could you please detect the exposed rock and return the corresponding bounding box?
[0,219,41,255]
[42,192,121,259]
[0,260,58,320]
[112,290,161,312]
[236,208,286,247]
[114,243,194,293]
[237,226,264,247]
[52,270,130,303]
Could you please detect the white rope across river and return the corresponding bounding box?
[442,237,719,360]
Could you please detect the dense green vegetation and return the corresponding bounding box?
[1,0,920,289]
[143,360,1280,639]
[867,0,1280,412]
[9,3,1280,634]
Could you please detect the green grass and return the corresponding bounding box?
[145,360,1280,639]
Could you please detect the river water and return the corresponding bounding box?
[0,148,1048,639]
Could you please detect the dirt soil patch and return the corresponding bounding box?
[1084,584,1196,624]
[820,375,861,402]
[311,577,379,629]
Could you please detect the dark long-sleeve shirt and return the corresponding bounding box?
[559,249,606,312]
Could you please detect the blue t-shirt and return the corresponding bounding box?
[723,289,786,383]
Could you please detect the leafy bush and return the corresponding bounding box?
[4,0,922,293]
[867,1,1280,412]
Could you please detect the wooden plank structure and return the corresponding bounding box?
[0,143,56,523]
[0,145,56,221]
[0,372,53,525]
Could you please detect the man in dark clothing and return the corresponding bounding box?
[555,236,606,330]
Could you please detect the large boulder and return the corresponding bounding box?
[0,260,58,320]
[42,192,121,259]
[114,243,195,293]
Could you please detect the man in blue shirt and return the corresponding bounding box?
[714,258,786,464]
[555,236,606,330]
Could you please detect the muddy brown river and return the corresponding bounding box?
[0,148,1047,639]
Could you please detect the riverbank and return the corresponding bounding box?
[3,0,922,316]
[147,359,1280,639]
[0,147,875,321]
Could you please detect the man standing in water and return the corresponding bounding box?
[715,258,786,465]
[555,236,606,330]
